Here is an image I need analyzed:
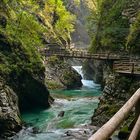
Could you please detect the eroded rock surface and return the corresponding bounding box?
[0,78,21,138]
[45,56,82,89]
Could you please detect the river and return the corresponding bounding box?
[12,66,102,140]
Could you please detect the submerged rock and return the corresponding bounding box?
[58,111,65,117]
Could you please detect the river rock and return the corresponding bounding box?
[58,111,65,117]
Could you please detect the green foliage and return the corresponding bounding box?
[45,80,63,89]
[88,0,137,53]
[0,0,76,78]
[6,12,44,48]
[44,0,76,44]
[47,56,62,66]
[0,0,44,68]
[126,12,140,53]
[73,0,80,6]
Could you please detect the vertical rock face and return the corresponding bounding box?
[83,60,140,128]
[0,78,21,138]
[0,14,52,137]
[83,60,105,83]
[9,71,51,111]
[64,0,91,48]
[45,56,82,89]
[122,0,140,23]
[91,73,140,127]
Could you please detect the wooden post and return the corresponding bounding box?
[81,51,83,57]
[131,63,134,74]
[128,114,140,140]
[72,51,74,57]
[89,88,140,140]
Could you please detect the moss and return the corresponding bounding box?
[62,70,82,89]
[104,104,120,116]
[46,56,82,89]
[46,80,64,89]
[88,0,140,53]
[47,56,62,66]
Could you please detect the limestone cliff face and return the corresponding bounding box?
[0,4,52,137]
[64,0,91,48]
[84,59,140,132]
[122,0,140,23]
[83,60,105,84]
[83,0,140,127]
[91,74,140,127]
[83,60,140,129]
[0,35,52,137]
[0,78,21,138]
[45,56,82,89]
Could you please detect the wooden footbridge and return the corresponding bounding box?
[41,46,140,75]
[89,88,140,140]
[43,48,129,60]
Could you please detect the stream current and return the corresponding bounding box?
[12,66,102,140]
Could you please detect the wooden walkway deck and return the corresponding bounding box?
[113,60,140,75]
[41,47,140,75]
[43,49,129,60]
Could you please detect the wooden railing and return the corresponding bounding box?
[40,48,140,75]
[89,88,140,140]
[113,60,140,75]
[43,49,124,60]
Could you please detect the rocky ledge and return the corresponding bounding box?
[45,56,82,89]
[91,73,140,138]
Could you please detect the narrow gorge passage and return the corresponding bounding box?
[12,66,101,140]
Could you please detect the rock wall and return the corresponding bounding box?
[87,60,140,136]
[83,59,140,135]
[0,12,52,137]
[82,60,105,83]
[64,0,91,48]
[0,78,21,138]
[91,74,140,126]
[45,56,82,89]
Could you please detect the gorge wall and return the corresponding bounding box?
[83,0,140,135]
[0,0,82,137]
[64,0,92,48]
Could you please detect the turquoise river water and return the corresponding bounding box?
[11,66,118,140]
